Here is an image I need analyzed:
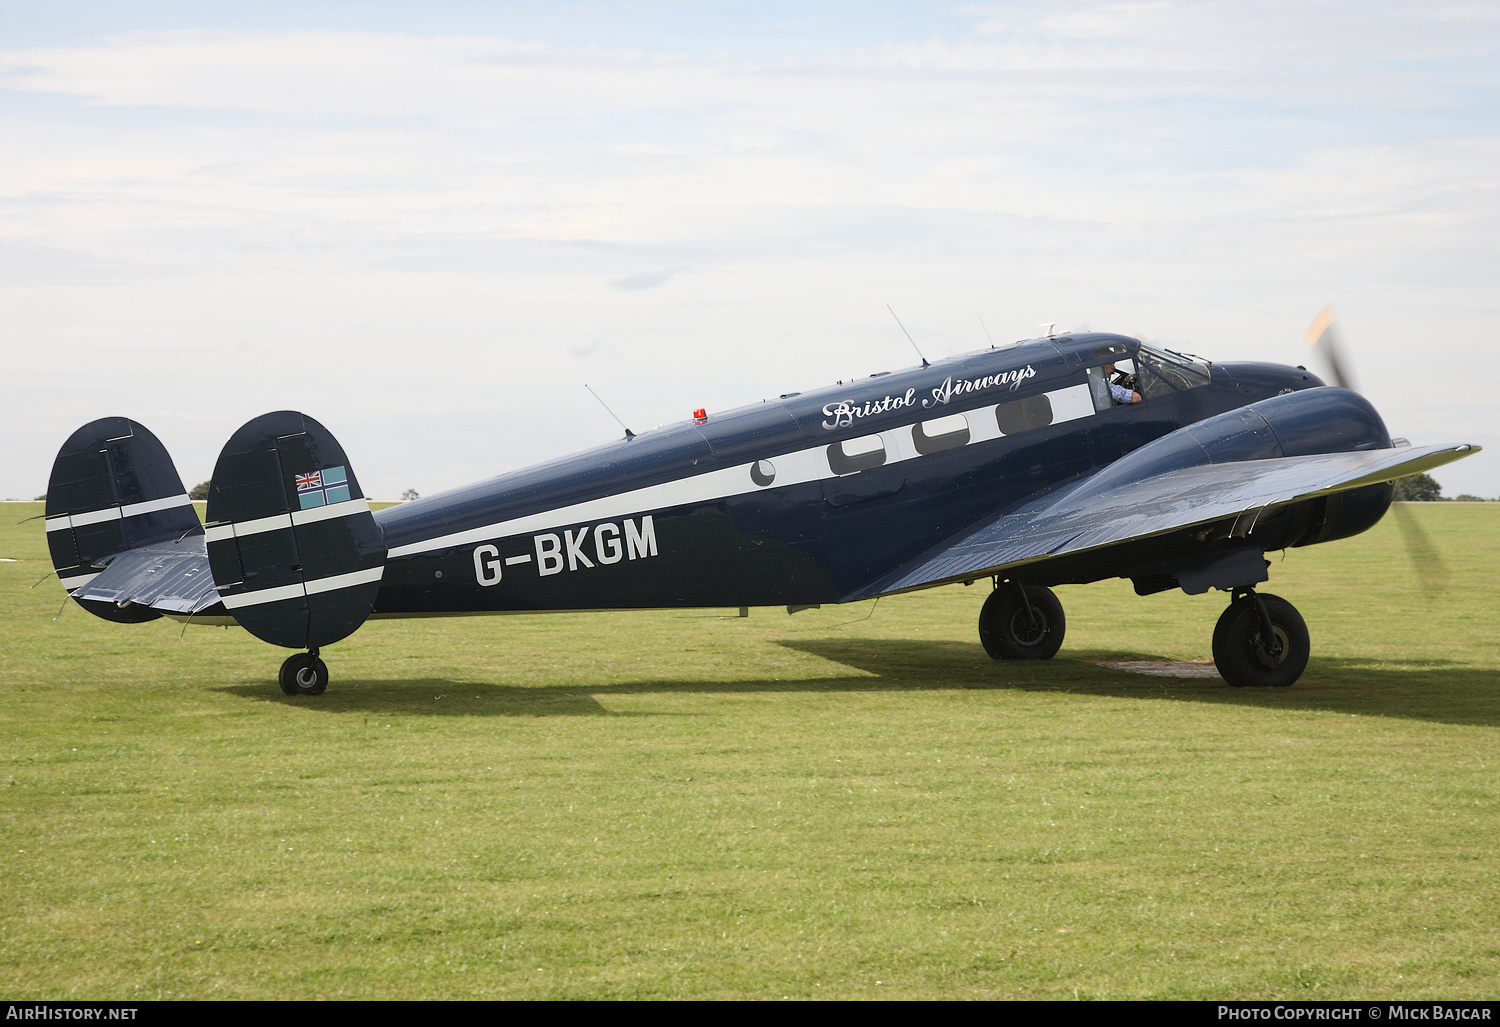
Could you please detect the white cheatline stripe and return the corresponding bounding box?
[217,566,384,610]
[291,497,371,526]
[386,383,1098,559]
[219,581,305,610]
[304,566,385,596]
[123,494,194,517]
[60,572,100,590]
[45,494,195,532]
[230,512,292,538]
[203,499,371,544]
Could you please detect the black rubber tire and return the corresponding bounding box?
[1211,593,1245,663]
[979,584,1065,660]
[278,653,329,696]
[1212,593,1308,688]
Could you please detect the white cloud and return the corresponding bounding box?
[1,5,1497,499]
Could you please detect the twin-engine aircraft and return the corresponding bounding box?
[42,325,1476,694]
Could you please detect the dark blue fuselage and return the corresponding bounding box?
[370,334,1329,613]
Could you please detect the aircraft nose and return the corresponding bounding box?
[1294,366,1327,388]
[1216,361,1324,399]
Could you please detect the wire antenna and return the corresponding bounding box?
[978,315,995,348]
[887,306,931,368]
[584,384,635,439]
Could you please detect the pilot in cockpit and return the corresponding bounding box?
[1104,362,1142,405]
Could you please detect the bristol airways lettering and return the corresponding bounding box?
[472,515,658,585]
[822,389,917,429]
[922,365,1036,408]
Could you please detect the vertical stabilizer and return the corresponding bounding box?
[204,411,386,649]
[44,417,201,622]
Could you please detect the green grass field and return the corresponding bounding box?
[2,501,1497,999]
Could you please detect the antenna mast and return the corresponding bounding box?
[886,305,930,368]
[584,384,635,439]
[978,314,995,348]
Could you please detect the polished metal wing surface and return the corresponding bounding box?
[73,536,222,615]
[848,443,1478,600]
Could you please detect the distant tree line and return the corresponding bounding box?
[1394,472,1494,502]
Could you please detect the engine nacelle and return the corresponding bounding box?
[1084,387,1394,552]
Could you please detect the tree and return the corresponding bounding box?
[1394,472,1442,502]
[189,481,210,500]
[400,489,420,502]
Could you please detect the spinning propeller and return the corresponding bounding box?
[1304,306,1449,594]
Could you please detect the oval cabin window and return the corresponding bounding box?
[995,393,1055,435]
[912,413,970,455]
[750,460,776,487]
[826,434,887,475]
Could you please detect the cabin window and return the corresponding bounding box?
[912,413,970,454]
[750,459,776,487]
[826,434,887,475]
[995,393,1054,435]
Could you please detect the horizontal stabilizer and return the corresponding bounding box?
[75,536,220,615]
[849,442,1479,600]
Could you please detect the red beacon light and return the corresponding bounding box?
[693,408,708,424]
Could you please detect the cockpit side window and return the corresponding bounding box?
[1087,358,1139,411]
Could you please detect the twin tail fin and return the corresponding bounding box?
[44,417,204,622]
[204,411,386,649]
[44,411,386,649]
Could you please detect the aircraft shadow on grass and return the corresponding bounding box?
[214,638,1500,729]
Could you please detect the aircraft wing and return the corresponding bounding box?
[72,536,223,615]
[848,443,1477,600]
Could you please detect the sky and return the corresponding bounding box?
[2,1,1497,500]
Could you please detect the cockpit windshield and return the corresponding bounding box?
[1135,344,1211,399]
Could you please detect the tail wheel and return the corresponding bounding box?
[979,584,1066,661]
[1212,593,1309,688]
[278,653,329,696]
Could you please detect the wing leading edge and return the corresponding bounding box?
[847,443,1479,601]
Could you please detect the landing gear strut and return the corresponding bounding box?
[979,580,1066,660]
[278,648,329,696]
[1212,589,1309,688]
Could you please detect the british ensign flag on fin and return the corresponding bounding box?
[295,466,350,509]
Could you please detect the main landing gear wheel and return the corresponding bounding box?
[278,651,329,696]
[979,583,1066,661]
[1212,592,1309,688]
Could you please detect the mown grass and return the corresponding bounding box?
[1,501,1497,999]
